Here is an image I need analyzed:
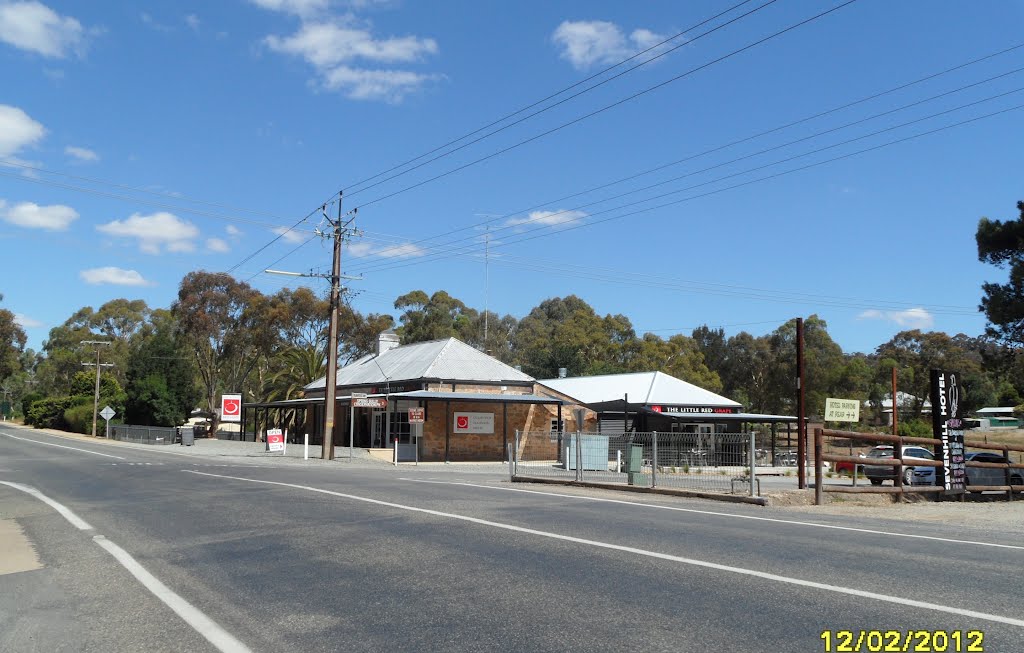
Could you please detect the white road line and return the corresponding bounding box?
[93,535,252,653]
[186,469,1024,628]
[399,478,1024,551]
[0,481,94,530]
[0,480,252,653]
[1,433,126,459]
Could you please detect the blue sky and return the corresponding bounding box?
[1,0,1022,355]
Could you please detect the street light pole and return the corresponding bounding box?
[81,340,112,437]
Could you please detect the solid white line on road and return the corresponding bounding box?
[1,433,126,459]
[186,469,1024,628]
[0,480,252,653]
[399,478,1024,551]
[0,481,94,530]
[93,535,253,653]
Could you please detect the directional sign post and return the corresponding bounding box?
[100,405,116,438]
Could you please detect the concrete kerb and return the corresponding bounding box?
[512,475,769,506]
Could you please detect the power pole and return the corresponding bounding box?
[796,318,806,490]
[321,194,360,460]
[82,340,113,437]
[264,193,360,460]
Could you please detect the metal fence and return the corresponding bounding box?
[511,431,759,495]
[108,424,179,445]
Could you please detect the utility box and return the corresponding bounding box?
[626,444,644,486]
[180,426,195,446]
[563,435,610,471]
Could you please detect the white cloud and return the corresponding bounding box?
[0,104,46,159]
[858,308,935,330]
[346,241,424,258]
[552,20,668,70]
[226,225,242,237]
[272,226,310,244]
[0,199,78,230]
[263,16,440,102]
[140,12,173,33]
[249,0,328,18]
[13,313,42,328]
[206,237,230,253]
[79,267,153,286]
[97,211,199,254]
[506,209,587,228]
[64,145,98,162]
[184,14,200,32]
[0,1,88,58]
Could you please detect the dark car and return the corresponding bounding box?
[863,445,935,486]
[964,451,1024,489]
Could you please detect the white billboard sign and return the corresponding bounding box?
[824,397,860,423]
[453,412,494,434]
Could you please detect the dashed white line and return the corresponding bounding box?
[1,433,126,459]
[186,469,1024,628]
[399,478,1024,551]
[0,481,252,653]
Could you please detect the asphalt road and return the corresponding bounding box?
[2,424,1022,653]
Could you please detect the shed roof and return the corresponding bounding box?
[305,337,534,390]
[975,407,1016,415]
[538,371,741,409]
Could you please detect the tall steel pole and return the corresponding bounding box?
[796,318,806,490]
[322,195,344,461]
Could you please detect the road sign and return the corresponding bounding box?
[352,397,387,409]
[408,408,425,423]
[100,405,116,421]
[221,393,242,422]
[266,428,285,452]
[351,392,368,399]
[824,398,859,422]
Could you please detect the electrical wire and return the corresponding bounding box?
[349,1,860,212]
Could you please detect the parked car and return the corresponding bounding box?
[835,453,867,475]
[863,445,936,486]
[964,451,1024,489]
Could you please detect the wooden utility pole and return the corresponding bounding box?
[81,340,112,437]
[891,367,899,436]
[796,318,806,490]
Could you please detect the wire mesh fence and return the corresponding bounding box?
[108,424,180,445]
[512,431,759,495]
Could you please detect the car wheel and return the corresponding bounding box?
[902,469,914,486]
[869,478,882,486]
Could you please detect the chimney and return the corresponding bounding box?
[558,367,567,379]
[377,331,400,356]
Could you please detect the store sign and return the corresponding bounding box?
[454,412,494,434]
[352,397,388,409]
[266,428,285,452]
[221,393,242,422]
[930,369,965,493]
[408,408,425,424]
[824,398,860,422]
[659,406,738,415]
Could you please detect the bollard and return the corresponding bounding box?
[749,431,757,498]
[304,433,309,460]
[394,438,398,466]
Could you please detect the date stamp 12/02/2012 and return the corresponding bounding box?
[820,630,984,652]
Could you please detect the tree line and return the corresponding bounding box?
[2,201,1023,436]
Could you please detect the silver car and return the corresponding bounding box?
[864,445,935,486]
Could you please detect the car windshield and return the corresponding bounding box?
[867,448,892,458]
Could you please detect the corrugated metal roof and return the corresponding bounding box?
[975,407,1016,414]
[305,337,534,390]
[538,371,741,408]
[394,390,563,404]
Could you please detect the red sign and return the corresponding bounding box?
[456,415,469,429]
[266,428,284,452]
[221,394,242,422]
[408,408,425,424]
[352,397,388,409]
[651,405,663,413]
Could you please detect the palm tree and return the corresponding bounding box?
[265,344,326,402]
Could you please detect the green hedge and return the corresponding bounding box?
[64,403,97,434]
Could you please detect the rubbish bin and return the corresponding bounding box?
[180,426,195,446]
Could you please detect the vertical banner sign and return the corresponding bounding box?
[221,393,242,423]
[929,370,965,493]
[266,428,285,452]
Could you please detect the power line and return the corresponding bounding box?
[362,42,1024,253]
[353,101,1024,279]
[340,0,779,200]
[349,0,860,212]
[351,69,1024,271]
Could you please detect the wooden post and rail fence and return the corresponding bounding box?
[813,427,1024,505]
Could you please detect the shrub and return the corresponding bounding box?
[64,403,97,434]
[26,397,81,430]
